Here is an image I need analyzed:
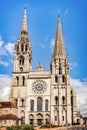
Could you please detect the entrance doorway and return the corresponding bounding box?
[37,119,42,125]
[36,113,43,126]
[30,119,34,126]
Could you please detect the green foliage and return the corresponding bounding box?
[15,125,22,130]
[7,126,15,130]
[40,124,59,128]
[23,125,34,130]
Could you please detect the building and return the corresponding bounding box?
[9,8,78,126]
[0,102,19,126]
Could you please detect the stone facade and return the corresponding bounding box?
[10,8,78,126]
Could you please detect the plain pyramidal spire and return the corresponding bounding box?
[21,6,28,35]
[53,16,66,58]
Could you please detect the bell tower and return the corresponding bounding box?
[14,7,32,73]
[50,16,71,125]
[10,8,32,123]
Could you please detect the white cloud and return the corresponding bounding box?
[0,74,11,101]
[50,38,55,47]
[69,62,78,70]
[4,42,15,55]
[64,8,69,16]
[0,36,15,56]
[0,59,9,66]
[71,78,87,115]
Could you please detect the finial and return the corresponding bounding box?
[25,4,27,9]
[58,15,60,18]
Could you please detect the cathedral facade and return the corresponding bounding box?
[10,8,78,126]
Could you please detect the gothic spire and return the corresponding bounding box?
[21,7,28,35]
[53,16,66,58]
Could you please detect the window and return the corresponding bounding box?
[62,75,66,83]
[45,100,48,111]
[16,76,19,86]
[63,116,64,121]
[22,76,25,86]
[37,97,42,111]
[21,45,24,51]
[3,120,7,126]
[19,56,24,66]
[55,96,58,105]
[25,45,27,51]
[55,116,57,121]
[55,75,58,83]
[62,96,65,104]
[59,67,62,74]
[20,99,25,107]
[30,100,34,111]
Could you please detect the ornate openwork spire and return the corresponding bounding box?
[53,16,66,58]
[21,7,28,35]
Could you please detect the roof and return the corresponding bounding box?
[0,101,16,108]
[0,114,20,120]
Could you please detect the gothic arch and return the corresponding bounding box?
[29,114,34,126]
[45,114,50,124]
[36,113,43,125]
[62,96,65,104]
[30,100,34,111]
[18,55,25,66]
[20,98,25,107]
[37,97,42,111]
[36,113,43,119]
[45,99,49,111]
[16,76,19,86]
[22,76,25,86]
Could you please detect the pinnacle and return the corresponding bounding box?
[53,16,66,58]
[21,7,28,35]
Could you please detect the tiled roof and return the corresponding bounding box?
[0,114,20,120]
[0,102,15,108]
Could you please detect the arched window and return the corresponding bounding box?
[16,76,19,86]
[55,96,58,105]
[25,45,27,51]
[20,99,25,107]
[62,75,66,83]
[30,100,34,111]
[37,97,42,111]
[21,45,24,51]
[45,100,48,111]
[59,67,62,74]
[62,96,65,104]
[19,56,24,66]
[22,76,25,86]
[55,75,58,83]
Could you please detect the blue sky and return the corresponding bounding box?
[0,0,87,115]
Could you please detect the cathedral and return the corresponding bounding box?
[10,8,78,126]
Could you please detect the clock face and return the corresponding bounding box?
[32,80,47,94]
